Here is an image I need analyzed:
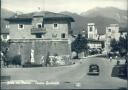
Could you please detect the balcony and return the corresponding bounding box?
[31,27,46,34]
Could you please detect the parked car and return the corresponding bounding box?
[87,64,100,75]
[108,51,120,59]
[112,64,127,78]
[88,48,99,55]
[97,48,102,54]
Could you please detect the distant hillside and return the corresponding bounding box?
[80,7,127,27]
[1,8,15,18]
[61,11,119,35]
[1,8,15,33]
[61,7,127,35]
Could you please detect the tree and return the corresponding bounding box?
[110,39,119,52]
[71,34,88,58]
[110,34,128,57]
[118,34,128,56]
[1,40,10,66]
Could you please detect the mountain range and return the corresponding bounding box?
[1,8,15,33]
[1,7,128,35]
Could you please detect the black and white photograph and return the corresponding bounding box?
[1,0,128,89]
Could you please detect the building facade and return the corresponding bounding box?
[87,39,103,49]
[5,11,74,65]
[87,23,98,40]
[105,24,120,53]
[87,23,103,49]
[1,25,10,41]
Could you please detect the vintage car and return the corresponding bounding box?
[112,64,127,78]
[87,64,100,75]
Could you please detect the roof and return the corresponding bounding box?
[5,11,75,22]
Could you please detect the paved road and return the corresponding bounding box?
[1,57,128,89]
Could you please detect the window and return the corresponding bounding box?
[61,33,65,38]
[54,24,57,27]
[90,27,93,32]
[36,34,42,38]
[53,24,59,29]
[108,29,111,32]
[18,24,24,30]
[36,23,42,28]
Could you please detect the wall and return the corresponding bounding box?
[9,19,71,40]
[87,24,98,40]
[44,19,69,39]
[32,17,43,26]
[105,25,120,52]
[106,26,120,41]
[7,40,71,65]
[9,21,35,39]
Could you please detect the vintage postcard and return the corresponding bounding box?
[1,0,128,89]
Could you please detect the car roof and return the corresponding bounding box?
[89,64,99,66]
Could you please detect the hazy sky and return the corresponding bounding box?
[1,0,127,14]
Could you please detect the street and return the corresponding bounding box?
[1,56,128,89]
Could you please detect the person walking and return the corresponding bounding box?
[110,56,112,62]
[115,55,120,65]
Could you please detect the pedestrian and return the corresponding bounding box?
[115,56,118,60]
[117,60,120,65]
[110,56,112,62]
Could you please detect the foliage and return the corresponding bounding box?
[118,34,128,56]
[110,34,128,57]
[1,41,10,66]
[71,34,88,54]
[110,39,119,52]
[1,41,9,53]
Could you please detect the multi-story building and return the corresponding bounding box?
[87,23,103,49]
[87,23,98,40]
[5,11,74,65]
[105,24,120,53]
[106,24,120,41]
[87,39,103,49]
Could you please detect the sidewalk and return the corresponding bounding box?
[82,54,104,59]
[109,58,126,66]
